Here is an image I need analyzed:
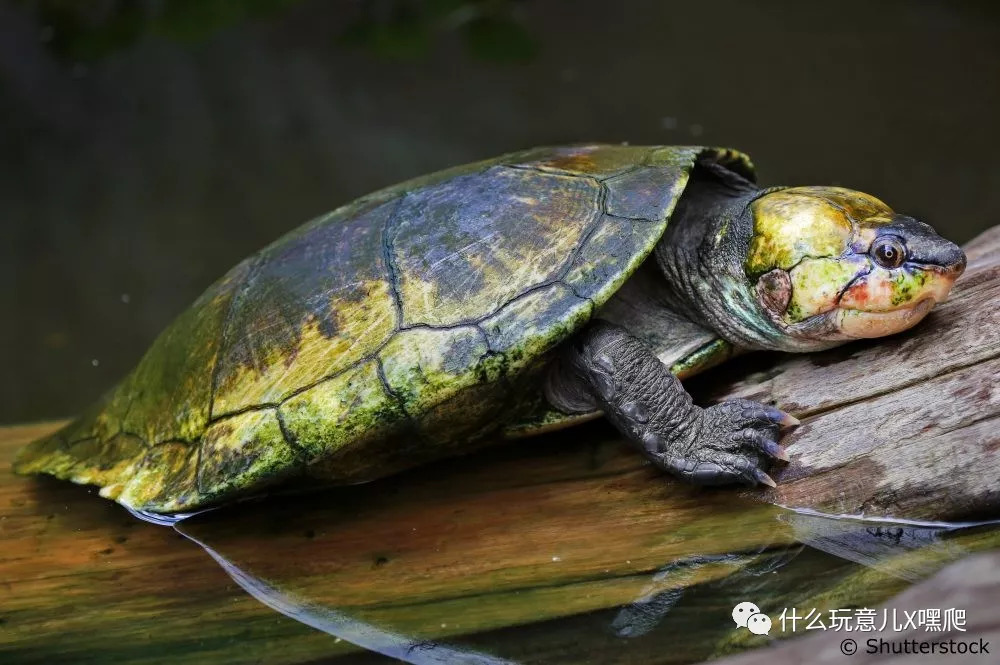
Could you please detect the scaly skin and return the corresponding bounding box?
[548,321,792,486]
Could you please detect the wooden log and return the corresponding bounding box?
[1,227,998,663]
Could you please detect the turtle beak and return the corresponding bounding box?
[890,215,967,279]
[894,216,967,302]
[940,250,967,279]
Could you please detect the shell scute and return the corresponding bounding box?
[113,442,199,512]
[195,409,298,502]
[111,256,255,446]
[605,166,689,221]
[379,327,489,417]
[278,361,409,471]
[211,198,400,416]
[391,166,601,327]
[480,283,592,376]
[563,217,656,300]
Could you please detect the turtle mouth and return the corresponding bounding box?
[836,296,936,339]
[830,260,963,339]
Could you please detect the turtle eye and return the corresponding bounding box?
[871,235,906,269]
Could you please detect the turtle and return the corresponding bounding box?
[14,145,967,516]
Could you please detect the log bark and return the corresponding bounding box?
[1,227,997,664]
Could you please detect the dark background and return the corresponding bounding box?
[3,0,999,423]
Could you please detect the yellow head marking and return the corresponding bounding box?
[747,187,893,276]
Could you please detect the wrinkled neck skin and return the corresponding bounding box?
[655,165,840,353]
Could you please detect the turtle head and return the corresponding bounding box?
[747,187,966,347]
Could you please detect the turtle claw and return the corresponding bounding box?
[752,468,777,488]
[764,406,799,429]
[777,411,800,428]
[761,439,790,462]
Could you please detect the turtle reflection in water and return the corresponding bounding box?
[15,145,967,515]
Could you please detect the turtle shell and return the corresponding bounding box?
[14,145,754,513]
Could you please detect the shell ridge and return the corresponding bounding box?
[374,356,419,431]
[193,432,206,496]
[382,194,408,328]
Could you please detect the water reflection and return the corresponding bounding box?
[179,526,514,664]
[161,433,1000,664]
[609,552,754,639]
[782,511,978,583]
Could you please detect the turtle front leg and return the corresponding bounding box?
[546,321,795,487]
